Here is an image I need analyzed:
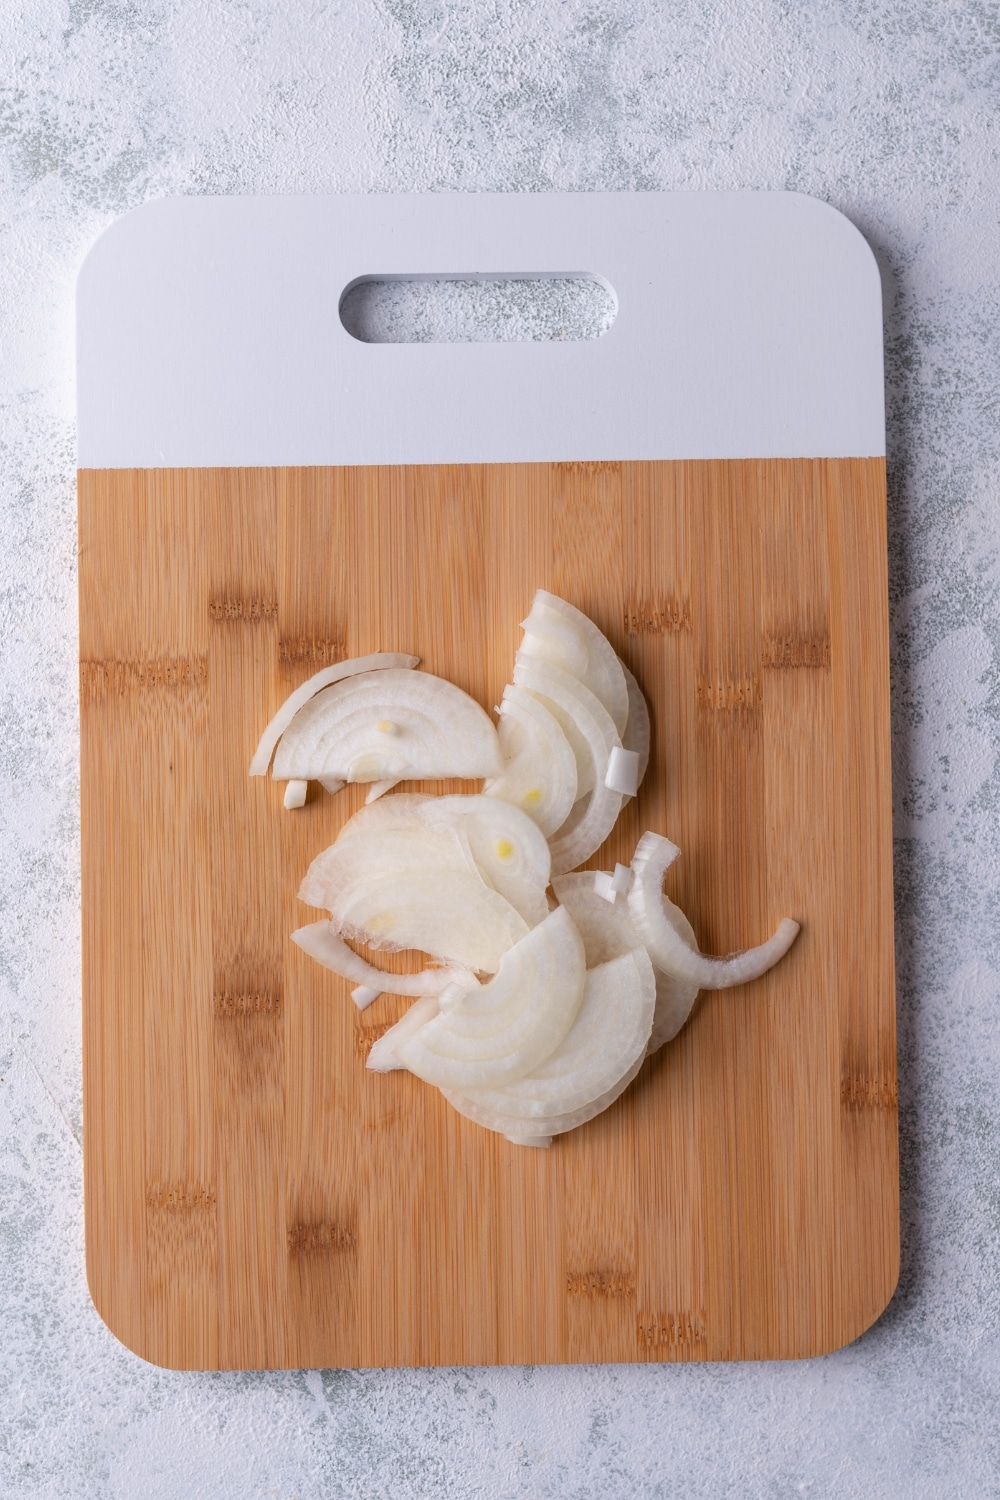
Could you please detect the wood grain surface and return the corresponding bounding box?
[79,459,897,1369]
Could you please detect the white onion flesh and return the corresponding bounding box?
[393,906,586,1088]
[629,832,801,990]
[271,668,502,787]
[605,746,640,796]
[552,871,701,1053]
[619,658,651,784]
[456,949,654,1120]
[249,653,419,776]
[283,779,308,809]
[367,996,440,1072]
[512,657,625,874]
[301,794,550,934]
[444,1049,647,1142]
[290,920,477,1006]
[419,795,551,928]
[483,685,578,836]
[518,591,629,736]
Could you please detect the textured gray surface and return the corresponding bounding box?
[1,2,999,1496]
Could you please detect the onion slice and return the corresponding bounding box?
[393,906,586,1088]
[290,921,477,1006]
[618,658,651,785]
[271,668,502,786]
[512,657,624,874]
[249,652,419,776]
[553,871,700,1053]
[455,948,655,1120]
[444,1049,648,1143]
[367,996,440,1072]
[628,832,801,989]
[518,591,629,736]
[483,685,578,837]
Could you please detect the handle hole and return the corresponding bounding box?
[339,273,617,344]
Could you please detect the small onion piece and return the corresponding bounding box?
[271,668,502,787]
[628,832,801,990]
[553,871,700,1054]
[393,906,586,1089]
[290,921,477,1006]
[249,652,419,776]
[519,591,629,736]
[367,996,440,1072]
[483,685,578,837]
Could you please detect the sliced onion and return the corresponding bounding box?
[483,685,578,836]
[629,832,801,989]
[302,794,550,933]
[519,591,629,735]
[290,921,477,1006]
[393,906,586,1088]
[512,657,624,874]
[605,747,640,796]
[420,795,551,928]
[249,652,419,776]
[321,868,528,974]
[553,870,700,1054]
[299,812,478,915]
[618,658,651,784]
[444,1049,647,1142]
[283,779,308,809]
[367,996,440,1072]
[456,948,654,1119]
[271,668,502,786]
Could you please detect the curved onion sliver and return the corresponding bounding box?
[519,591,629,735]
[483,685,578,837]
[393,906,586,1089]
[290,921,476,1007]
[249,653,418,777]
[628,833,800,990]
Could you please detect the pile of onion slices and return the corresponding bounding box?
[251,590,800,1147]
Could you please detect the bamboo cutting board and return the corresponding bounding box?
[78,195,897,1369]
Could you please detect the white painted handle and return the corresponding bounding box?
[76,192,884,468]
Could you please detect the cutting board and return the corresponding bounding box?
[78,194,897,1370]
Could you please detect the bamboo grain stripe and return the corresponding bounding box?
[80,657,207,694]
[566,1268,636,1298]
[637,1313,707,1347]
[624,596,691,634]
[762,635,831,669]
[841,1075,898,1109]
[214,992,283,1018]
[209,596,277,621]
[147,1183,217,1213]
[278,637,346,664]
[696,676,760,711]
[288,1222,355,1254]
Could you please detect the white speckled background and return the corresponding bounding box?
[2,2,999,1495]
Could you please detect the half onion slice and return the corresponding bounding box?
[393,906,586,1088]
[552,872,700,1054]
[628,832,801,989]
[271,668,502,786]
[518,591,629,736]
[455,947,655,1120]
[483,685,578,837]
[249,653,419,776]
